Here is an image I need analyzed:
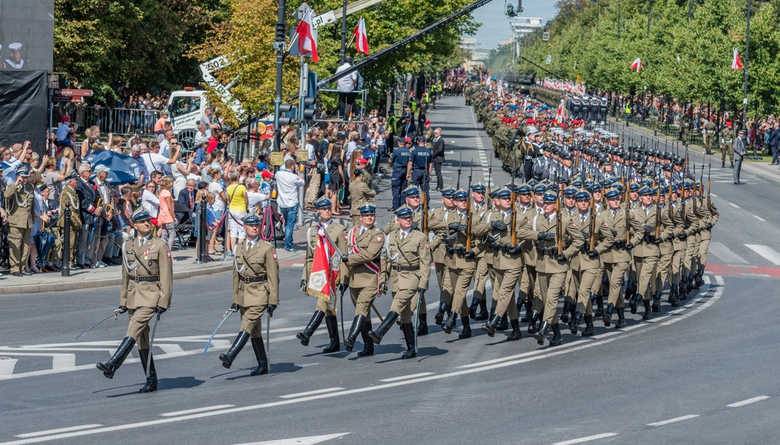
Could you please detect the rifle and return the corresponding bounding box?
[421,178,429,234]
[623,174,630,244]
[456,150,462,189]
[707,162,712,208]
[588,194,597,252]
[556,183,564,256]
[692,164,698,214]
[655,173,662,239]
[465,168,473,252]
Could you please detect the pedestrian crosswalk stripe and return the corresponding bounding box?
[745,244,780,266]
[710,242,748,264]
[0,357,18,376]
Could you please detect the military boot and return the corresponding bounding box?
[97,336,135,379]
[535,320,549,345]
[570,312,582,335]
[400,323,416,359]
[358,317,374,357]
[652,292,661,313]
[483,314,501,337]
[369,311,399,344]
[603,303,614,327]
[642,299,652,321]
[497,314,509,331]
[669,286,680,308]
[594,294,604,317]
[549,323,563,347]
[323,315,340,353]
[528,311,540,334]
[434,301,446,326]
[344,315,364,352]
[615,307,625,329]
[519,292,531,322]
[506,318,522,341]
[459,315,472,339]
[560,300,571,324]
[137,349,157,393]
[296,311,325,346]
[443,311,458,334]
[417,310,428,336]
[582,315,594,337]
[250,337,268,376]
[219,331,249,369]
[468,293,481,320]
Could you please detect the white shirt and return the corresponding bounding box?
[141,189,160,217]
[275,168,304,209]
[208,181,226,212]
[336,63,357,93]
[159,138,171,158]
[142,152,170,174]
[247,190,267,211]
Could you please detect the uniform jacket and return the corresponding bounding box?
[232,238,279,307]
[531,210,584,274]
[349,179,376,217]
[303,220,347,284]
[428,206,455,263]
[571,210,614,271]
[383,228,431,292]
[120,236,173,309]
[58,185,83,229]
[345,225,385,288]
[3,183,34,229]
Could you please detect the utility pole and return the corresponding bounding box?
[742,0,751,131]
[340,0,348,62]
[273,0,287,151]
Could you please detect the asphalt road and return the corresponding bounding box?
[1,96,778,445]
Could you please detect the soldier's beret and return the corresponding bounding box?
[394,206,413,219]
[359,203,377,215]
[533,184,547,194]
[639,186,654,196]
[470,184,486,194]
[403,186,420,197]
[517,184,532,194]
[543,191,558,203]
[575,191,590,201]
[605,189,621,200]
[131,209,152,223]
[243,214,262,226]
[564,186,577,197]
[495,188,512,199]
[453,190,468,201]
[314,197,332,209]
[441,188,456,198]
[629,183,640,192]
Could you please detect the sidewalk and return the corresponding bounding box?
[0,244,305,296]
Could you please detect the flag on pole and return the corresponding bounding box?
[306,226,340,300]
[296,8,319,62]
[629,57,642,73]
[353,17,369,55]
[731,47,744,70]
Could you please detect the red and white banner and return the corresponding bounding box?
[354,17,369,55]
[630,57,642,73]
[306,226,340,300]
[541,78,586,96]
[731,48,744,70]
[296,8,319,62]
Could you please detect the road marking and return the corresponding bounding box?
[234,433,350,445]
[458,339,590,369]
[552,432,619,445]
[0,352,75,369]
[753,214,766,222]
[646,414,700,427]
[745,244,780,265]
[156,344,184,354]
[710,193,718,198]
[709,242,748,265]
[160,405,235,417]
[15,425,103,439]
[727,395,770,408]
[0,357,18,376]
[279,387,345,399]
[728,202,740,209]
[379,372,434,382]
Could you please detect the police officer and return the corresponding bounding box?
[390,138,412,209]
[219,214,279,376]
[410,137,432,196]
[297,197,346,353]
[4,166,34,276]
[97,209,172,392]
[343,203,385,357]
[370,206,431,359]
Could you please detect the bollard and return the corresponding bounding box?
[197,197,208,263]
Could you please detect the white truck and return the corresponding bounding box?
[166,89,208,150]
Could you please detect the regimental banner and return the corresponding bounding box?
[307,226,340,300]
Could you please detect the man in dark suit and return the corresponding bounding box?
[175,179,197,224]
[75,164,98,268]
[431,128,445,191]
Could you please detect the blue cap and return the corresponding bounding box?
[453,190,468,201]
[588,182,602,192]
[16,166,30,176]
[572,178,583,188]
[605,189,621,200]
[543,191,558,203]
[495,188,512,199]
[661,185,670,194]
[575,191,590,201]
[359,204,377,215]
[533,184,547,194]
[402,186,420,198]
[639,186,654,196]
[441,188,456,198]
[517,184,532,194]
[131,209,152,223]
[470,184,486,194]
[243,214,262,226]
[629,183,640,192]
[314,197,332,209]
[564,187,577,198]
[394,206,413,218]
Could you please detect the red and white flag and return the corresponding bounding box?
[731,47,744,70]
[306,226,340,300]
[629,57,642,73]
[296,8,319,62]
[354,17,369,55]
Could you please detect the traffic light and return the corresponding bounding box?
[278,103,293,126]
[302,96,316,122]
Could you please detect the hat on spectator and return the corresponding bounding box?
[402,186,419,198]
[16,166,30,177]
[359,203,376,215]
[243,214,262,226]
[256,161,268,171]
[394,206,413,219]
[314,197,332,209]
[261,170,273,181]
[131,209,152,223]
[357,158,369,166]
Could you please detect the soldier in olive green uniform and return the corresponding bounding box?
[97,209,172,393]
[428,189,457,326]
[219,214,279,376]
[343,203,385,356]
[297,197,346,353]
[601,189,633,328]
[58,172,82,268]
[349,169,376,226]
[653,188,675,312]
[370,206,431,359]
[628,186,669,320]
[467,184,492,321]
[4,166,34,276]
[694,185,718,287]
[515,184,538,325]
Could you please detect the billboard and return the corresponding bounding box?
[0,0,54,71]
[0,71,48,151]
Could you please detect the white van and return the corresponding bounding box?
[167,89,207,150]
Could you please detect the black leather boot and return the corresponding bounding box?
[344,315,364,352]
[615,307,625,328]
[570,312,582,335]
[296,311,325,346]
[323,315,340,353]
[560,300,571,324]
[477,296,489,321]
[468,292,481,320]
[358,317,374,357]
[520,293,531,322]
[549,323,563,346]
[595,294,604,317]
[137,349,157,392]
[652,290,661,312]
[582,315,594,337]
[417,309,428,336]
[506,318,522,341]
[497,314,508,331]
[483,314,501,337]
[443,311,458,334]
[400,323,416,359]
[459,314,472,339]
[369,311,399,344]
[250,337,268,376]
[528,311,540,334]
[434,301,446,326]
[535,320,549,345]
[669,286,680,307]
[97,336,135,379]
[642,299,652,321]
[219,331,249,369]
[630,293,640,314]
[603,303,614,327]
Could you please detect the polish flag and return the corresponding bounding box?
[731,48,743,70]
[306,225,340,300]
[354,17,369,55]
[296,8,319,62]
[629,57,642,73]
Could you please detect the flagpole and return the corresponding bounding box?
[741,0,751,131]
[273,0,287,152]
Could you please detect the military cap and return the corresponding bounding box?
[64,171,78,181]
[394,206,413,219]
[542,191,558,203]
[494,188,512,199]
[587,182,602,193]
[402,186,420,198]
[489,189,499,199]
[661,185,670,194]
[527,179,537,188]
[16,166,30,176]
[629,183,640,192]
[131,209,152,223]
[564,186,577,198]
[639,186,654,196]
[441,188,456,198]
[470,184,486,194]
[605,189,621,200]
[453,190,468,201]
[572,178,583,188]
[533,184,547,194]
[599,179,611,189]
[359,203,377,215]
[575,191,590,201]
[614,183,625,193]
[314,197,332,209]
[516,184,532,194]
[243,214,262,226]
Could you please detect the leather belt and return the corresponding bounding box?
[392,265,419,272]
[240,274,267,283]
[130,275,159,282]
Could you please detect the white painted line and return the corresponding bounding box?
[380,372,434,382]
[0,352,75,369]
[160,405,235,417]
[457,339,589,369]
[591,331,621,340]
[15,425,103,439]
[552,432,619,445]
[753,214,767,222]
[646,414,700,427]
[290,263,304,268]
[0,357,18,376]
[234,433,351,445]
[746,244,780,265]
[155,344,184,354]
[728,202,740,209]
[709,242,748,265]
[279,387,345,399]
[727,395,770,408]
[710,193,718,198]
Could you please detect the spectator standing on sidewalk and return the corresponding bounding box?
[157,177,176,250]
[733,129,746,185]
[769,121,780,166]
[225,172,248,255]
[275,159,304,251]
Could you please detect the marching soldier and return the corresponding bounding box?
[654,187,675,312]
[219,214,279,376]
[628,186,667,320]
[429,188,456,326]
[370,206,431,359]
[97,209,172,393]
[297,197,346,353]
[469,184,494,321]
[349,169,376,226]
[4,166,34,276]
[342,203,385,357]
[601,189,631,328]
[58,172,82,269]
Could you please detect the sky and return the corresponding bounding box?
[472,0,559,49]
